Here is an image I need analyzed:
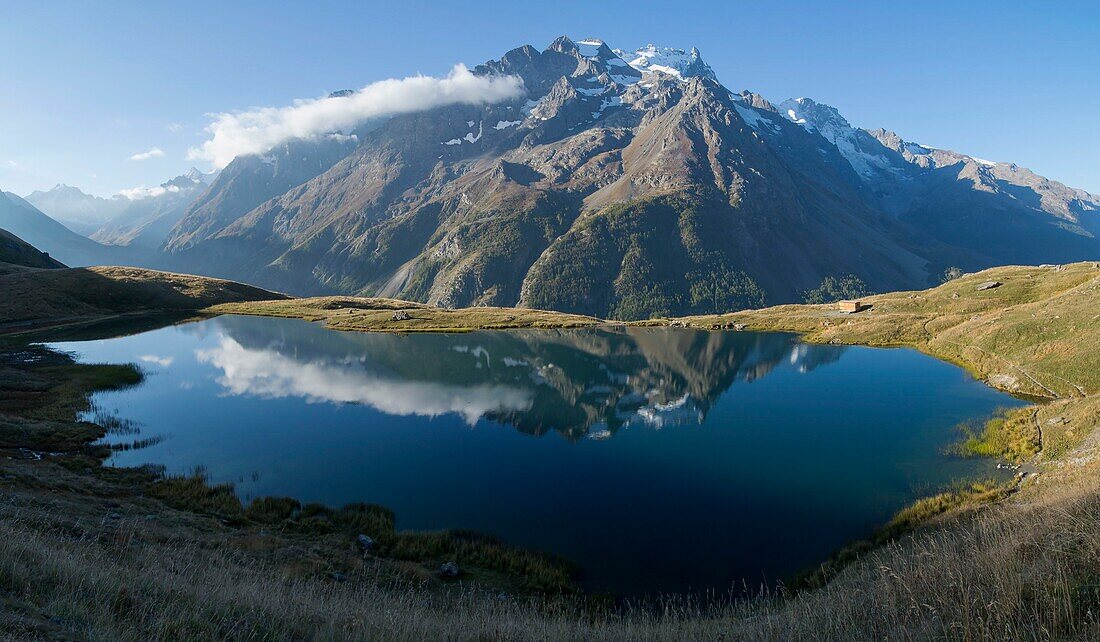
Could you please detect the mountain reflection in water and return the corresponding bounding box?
[47,314,1023,596]
[189,316,844,439]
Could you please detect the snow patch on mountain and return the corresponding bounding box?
[779,97,900,180]
[612,44,718,81]
[733,104,780,134]
[463,121,483,143]
[576,39,604,58]
[610,74,639,85]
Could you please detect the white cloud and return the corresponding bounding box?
[167,123,183,132]
[139,354,174,367]
[117,184,181,200]
[129,147,165,161]
[5,160,16,168]
[187,64,524,169]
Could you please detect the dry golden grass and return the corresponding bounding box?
[0,266,285,333]
[2,262,1100,639]
[657,262,1100,400]
[2,453,1098,640]
[208,296,602,332]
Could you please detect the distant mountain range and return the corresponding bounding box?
[25,168,215,250]
[0,191,132,267]
[6,36,1099,318]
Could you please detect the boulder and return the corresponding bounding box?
[356,534,375,553]
[391,310,411,321]
[976,281,1002,291]
[439,561,460,578]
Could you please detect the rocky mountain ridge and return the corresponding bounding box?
[13,36,1099,318]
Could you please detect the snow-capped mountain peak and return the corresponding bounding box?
[778,98,852,137]
[183,166,217,183]
[612,44,718,82]
[777,97,905,181]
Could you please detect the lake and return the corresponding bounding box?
[46,315,1025,596]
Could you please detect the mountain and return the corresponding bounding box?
[27,169,215,251]
[0,191,133,266]
[124,37,1100,317]
[779,97,1100,267]
[163,136,358,255]
[158,36,932,315]
[207,318,840,440]
[24,184,126,235]
[612,44,718,81]
[0,227,65,271]
[90,168,214,249]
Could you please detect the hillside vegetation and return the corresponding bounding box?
[0,266,285,331]
[0,262,1098,639]
[209,296,601,332]
[675,262,1100,400]
[0,227,65,273]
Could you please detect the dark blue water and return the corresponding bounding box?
[47,315,1024,595]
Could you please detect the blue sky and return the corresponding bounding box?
[2,0,1097,196]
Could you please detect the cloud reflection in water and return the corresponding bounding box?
[196,336,534,425]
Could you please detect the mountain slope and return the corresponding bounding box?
[149,36,1098,318]
[0,192,143,267]
[0,265,285,328]
[780,97,1100,268]
[158,37,931,317]
[0,227,65,271]
[89,169,214,249]
[164,136,358,254]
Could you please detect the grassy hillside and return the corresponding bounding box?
[0,265,286,331]
[0,227,65,273]
[0,262,1098,639]
[667,262,1100,400]
[209,296,602,332]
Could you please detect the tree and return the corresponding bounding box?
[802,275,872,304]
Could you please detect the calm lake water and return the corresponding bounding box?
[46,315,1024,595]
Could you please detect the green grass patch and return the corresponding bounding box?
[148,468,244,520]
[954,407,1040,463]
[32,362,143,422]
[162,488,579,593]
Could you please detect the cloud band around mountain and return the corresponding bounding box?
[187,64,525,168]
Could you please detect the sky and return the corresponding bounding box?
[2,0,1098,196]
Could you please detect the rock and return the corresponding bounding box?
[107,512,122,520]
[951,292,959,299]
[669,320,687,328]
[391,310,411,321]
[439,561,460,578]
[330,571,347,582]
[976,281,1002,291]
[1046,416,1068,426]
[356,534,375,553]
[988,373,1020,391]
[731,323,747,331]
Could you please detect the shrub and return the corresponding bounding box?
[802,275,872,304]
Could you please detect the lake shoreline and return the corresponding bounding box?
[1,262,1098,638]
